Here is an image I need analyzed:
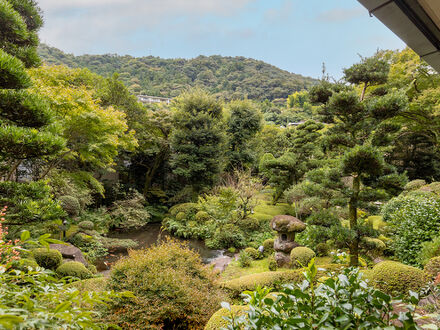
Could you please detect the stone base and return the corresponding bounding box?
[274,251,291,267]
[274,237,299,253]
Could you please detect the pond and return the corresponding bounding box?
[97,223,230,273]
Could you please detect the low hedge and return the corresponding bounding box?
[205,305,248,330]
[424,256,440,279]
[32,248,63,270]
[56,261,93,280]
[221,264,342,298]
[372,261,428,295]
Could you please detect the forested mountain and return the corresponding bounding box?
[38,44,318,100]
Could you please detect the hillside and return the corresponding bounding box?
[38,44,318,101]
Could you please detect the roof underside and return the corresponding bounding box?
[358,0,440,71]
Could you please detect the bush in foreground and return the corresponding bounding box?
[224,260,425,329]
[372,261,428,295]
[106,239,226,329]
[205,305,248,330]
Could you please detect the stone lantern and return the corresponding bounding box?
[270,215,306,267]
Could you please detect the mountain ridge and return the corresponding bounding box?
[38,44,319,101]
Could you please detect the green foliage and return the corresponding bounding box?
[262,239,275,256]
[38,44,318,101]
[290,246,316,269]
[170,89,225,194]
[341,145,384,177]
[108,190,150,230]
[244,247,261,260]
[419,237,440,266]
[372,261,428,296]
[0,181,65,237]
[424,257,440,279]
[32,248,62,270]
[205,305,248,330]
[382,193,440,266]
[343,54,390,87]
[58,195,81,217]
[268,256,277,271]
[106,239,226,329]
[207,223,246,249]
[78,220,94,231]
[238,250,252,268]
[56,261,93,280]
[315,242,329,257]
[225,260,423,329]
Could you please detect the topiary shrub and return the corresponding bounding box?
[268,256,277,271]
[403,179,426,192]
[56,261,93,280]
[194,210,210,222]
[290,247,315,269]
[169,202,199,217]
[105,239,226,329]
[205,305,248,330]
[59,195,81,217]
[175,211,186,221]
[78,220,94,231]
[262,238,274,256]
[315,243,329,257]
[32,248,63,270]
[424,256,440,279]
[238,250,252,268]
[361,237,386,257]
[12,258,39,271]
[372,261,428,295]
[244,247,260,260]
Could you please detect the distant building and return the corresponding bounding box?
[137,95,172,105]
[287,121,305,127]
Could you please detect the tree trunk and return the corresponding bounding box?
[6,160,22,181]
[349,175,360,266]
[360,82,368,101]
[143,152,164,197]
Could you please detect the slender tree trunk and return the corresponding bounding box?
[6,160,22,181]
[39,151,72,180]
[143,153,164,197]
[360,82,368,101]
[349,175,360,266]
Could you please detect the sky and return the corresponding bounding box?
[37,0,406,79]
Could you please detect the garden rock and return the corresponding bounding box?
[50,243,88,267]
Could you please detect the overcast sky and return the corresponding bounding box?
[37,0,405,79]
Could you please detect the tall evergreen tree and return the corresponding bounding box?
[309,55,407,266]
[170,89,225,196]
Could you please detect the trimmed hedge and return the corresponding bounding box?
[32,248,62,270]
[205,305,248,330]
[221,264,342,298]
[290,247,315,268]
[372,261,428,295]
[56,261,93,280]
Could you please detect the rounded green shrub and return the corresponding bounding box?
[56,261,93,280]
[244,247,260,260]
[205,305,248,330]
[175,211,186,221]
[290,247,315,269]
[195,210,210,222]
[13,258,39,271]
[87,264,97,274]
[169,202,199,217]
[268,256,277,271]
[239,217,260,231]
[106,240,226,329]
[59,195,81,217]
[238,250,252,268]
[32,248,63,270]
[315,243,329,257]
[262,238,274,256]
[372,261,428,295]
[424,257,440,279]
[404,179,426,192]
[78,220,94,231]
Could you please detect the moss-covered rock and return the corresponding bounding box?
[32,248,63,270]
[56,261,93,279]
[424,256,440,279]
[290,247,315,269]
[205,305,248,330]
[98,237,138,252]
[372,261,428,295]
[270,215,306,233]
